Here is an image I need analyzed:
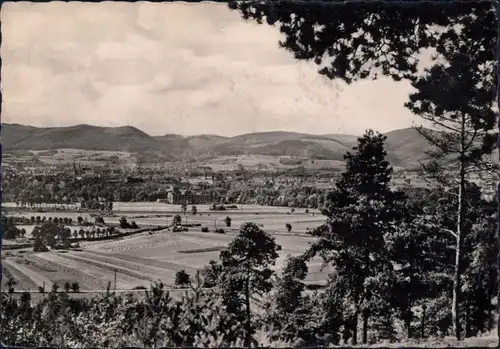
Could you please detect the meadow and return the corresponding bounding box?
[1,204,329,294]
[198,154,346,171]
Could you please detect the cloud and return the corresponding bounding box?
[1,1,422,136]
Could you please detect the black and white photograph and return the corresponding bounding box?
[0,1,499,347]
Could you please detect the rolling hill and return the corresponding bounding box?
[2,124,164,153]
[1,123,433,167]
[384,127,437,166]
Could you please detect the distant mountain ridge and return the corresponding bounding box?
[2,123,433,167]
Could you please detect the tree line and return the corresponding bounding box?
[2,214,138,251]
[4,167,335,209]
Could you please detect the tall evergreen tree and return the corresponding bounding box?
[404,28,496,339]
[219,222,281,347]
[307,130,406,344]
[461,187,498,337]
[275,256,308,313]
[386,186,454,339]
[270,255,315,345]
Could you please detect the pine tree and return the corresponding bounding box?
[386,186,454,340]
[404,30,496,339]
[271,256,314,344]
[228,2,495,86]
[219,222,281,347]
[461,186,498,337]
[275,256,308,314]
[308,130,406,344]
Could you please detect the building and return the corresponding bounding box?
[186,176,214,186]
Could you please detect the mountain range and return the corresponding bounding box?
[1,123,432,167]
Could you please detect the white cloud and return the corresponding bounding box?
[1,1,422,136]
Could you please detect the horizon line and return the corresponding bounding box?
[3,122,422,139]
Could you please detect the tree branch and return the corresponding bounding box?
[420,217,458,239]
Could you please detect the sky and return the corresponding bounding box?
[2,1,426,137]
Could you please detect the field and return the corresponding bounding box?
[111,202,321,214]
[3,203,322,233]
[198,154,346,171]
[3,148,135,166]
[3,201,319,213]
[1,205,330,296]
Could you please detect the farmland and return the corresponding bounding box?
[1,205,329,295]
[3,201,321,215]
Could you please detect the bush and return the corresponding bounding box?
[33,237,49,252]
[172,214,182,226]
[201,227,210,233]
[119,217,130,229]
[174,270,191,287]
[70,282,80,293]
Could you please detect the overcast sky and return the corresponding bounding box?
[2,2,425,137]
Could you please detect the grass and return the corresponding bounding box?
[54,252,154,282]
[75,250,179,281]
[26,254,113,290]
[3,259,54,290]
[198,154,346,171]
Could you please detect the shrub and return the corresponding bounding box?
[174,270,191,287]
[173,214,182,226]
[119,217,130,229]
[71,282,80,293]
[33,237,49,252]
